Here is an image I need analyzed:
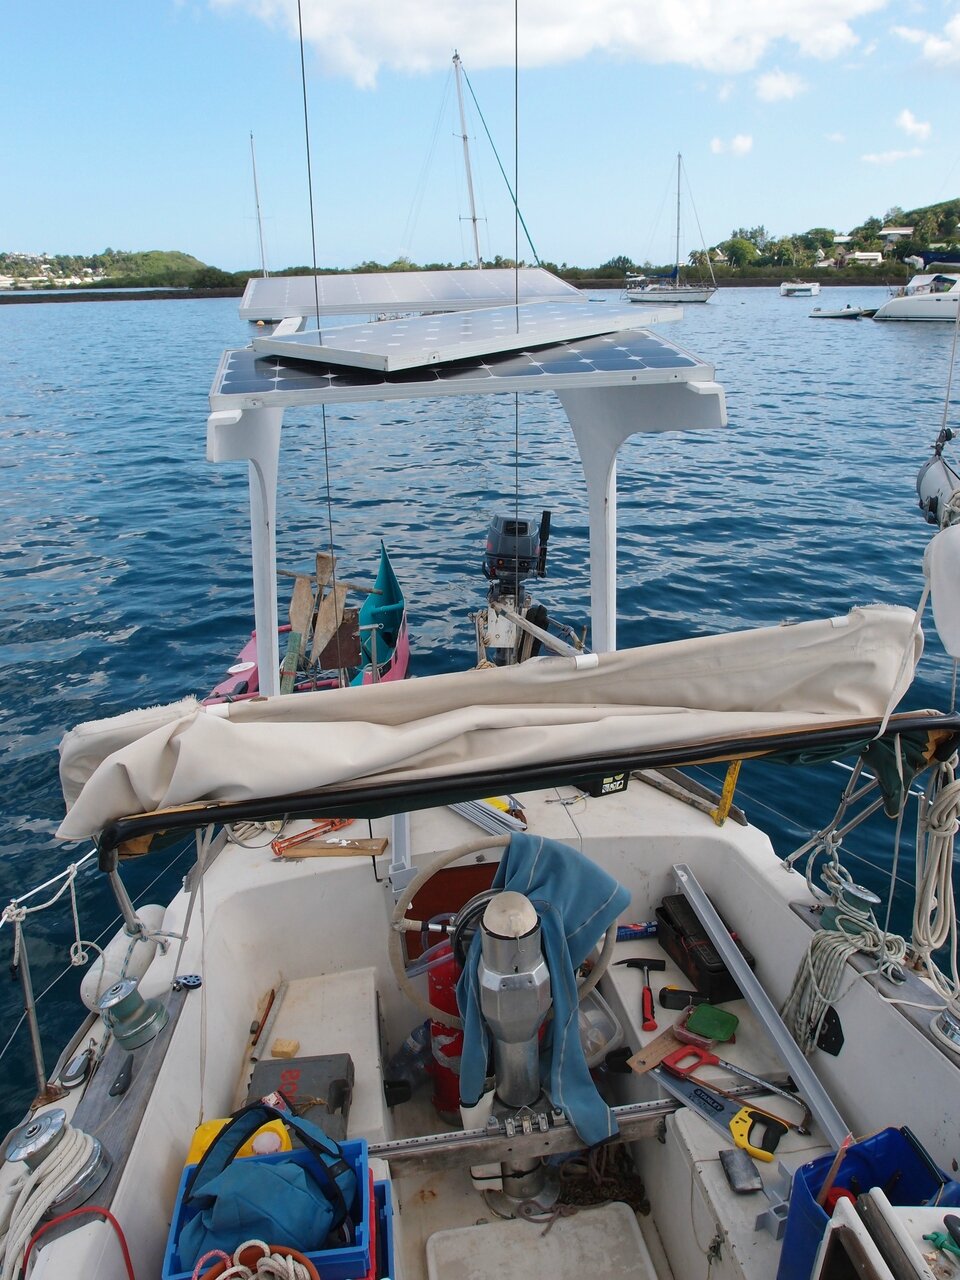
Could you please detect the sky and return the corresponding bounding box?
[3,1,960,272]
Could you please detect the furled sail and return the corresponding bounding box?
[57,606,926,842]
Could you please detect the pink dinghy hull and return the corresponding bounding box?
[204,617,410,705]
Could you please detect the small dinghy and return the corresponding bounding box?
[810,304,862,319]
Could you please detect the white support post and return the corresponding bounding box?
[207,406,284,696]
[558,380,726,656]
[389,811,415,895]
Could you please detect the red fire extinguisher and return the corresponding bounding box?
[426,941,463,1125]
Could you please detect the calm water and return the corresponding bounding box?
[0,286,957,1130]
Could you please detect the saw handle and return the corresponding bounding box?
[730,1108,788,1163]
[662,1044,719,1077]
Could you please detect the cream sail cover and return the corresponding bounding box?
[58,606,921,840]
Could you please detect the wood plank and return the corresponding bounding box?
[287,573,316,646]
[627,1027,687,1076]
[315,552,335,591]
[274,837,389,859]
[279,630,302,694]
[316,608,362,670]
[310,583,349,663]
[39,987,188,1248]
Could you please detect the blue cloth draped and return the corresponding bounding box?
[456,832,630,1147]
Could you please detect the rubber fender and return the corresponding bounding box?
[80,903,167,1011]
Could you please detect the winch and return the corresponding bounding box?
[4,1108,111,1216]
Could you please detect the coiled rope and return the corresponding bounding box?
[912,757,960,1001]
[783,856,908,1055]
[191,1238,317,1279]
[0,1122,96,1280]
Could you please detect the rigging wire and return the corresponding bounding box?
[296,0,323,346]
[937,265,960,437]
[400,69,454,261]
[295,0,343,679]
[679,156,717,285]
[461,63,541,266]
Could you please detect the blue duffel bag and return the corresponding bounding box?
[177,1102,357,1265]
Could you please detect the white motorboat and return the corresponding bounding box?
[781,282,821,297]
[809,305,862,320]
[625,154,717,304]
[873,272,960,322]
[3,269,960,1280]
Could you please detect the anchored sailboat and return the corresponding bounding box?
[626,153,717,304]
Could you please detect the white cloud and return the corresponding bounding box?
[717,81,735,102]
[211,0,889,87]
[861,147,923,164]
[711,134,754,155]
[825,131,846,143]
[755,68,807,100]
[896,108,931,140]
[893,15,960,65]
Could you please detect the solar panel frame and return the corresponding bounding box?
[249,301,673,372]
[210,327,713,411]
[239,267,585,321]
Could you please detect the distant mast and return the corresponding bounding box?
[453,52,482,269]
[250,131,268,278]
[674,152,682,285]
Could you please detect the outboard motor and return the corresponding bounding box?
[480,511,551,666]
[482,511,550,600]
[478,891,556,1210]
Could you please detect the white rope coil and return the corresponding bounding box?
[784,847,909,1054]
[0,1123,96,1280]
[191,1238,315,1279]
[912,759,960,1001]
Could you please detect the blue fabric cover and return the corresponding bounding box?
[456,832,630,1146]
[177,1103,357,1266]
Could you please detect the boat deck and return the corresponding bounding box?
[241,911,833,1280]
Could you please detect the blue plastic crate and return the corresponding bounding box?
[776,1127,951,1280]
[163,1138,370,1280]
[373,1180,395,1279]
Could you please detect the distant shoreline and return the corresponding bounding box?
[0,276,907,306]
[0,287,243,305]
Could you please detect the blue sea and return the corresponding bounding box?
[0,286,957,1132]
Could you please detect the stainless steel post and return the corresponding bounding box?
[108,869,144,936]
[14,923,65,1106]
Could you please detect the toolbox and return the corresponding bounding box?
[655,894,755,1003]
[247,1053,354,1142]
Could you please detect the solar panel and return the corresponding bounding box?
[251,301,663,372]
[239,267,584,321]
[211,326,706,410]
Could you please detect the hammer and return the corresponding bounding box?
[616,956,667,1031]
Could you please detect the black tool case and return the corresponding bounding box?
[247,1052,354,1142]
[655,894,755,1003]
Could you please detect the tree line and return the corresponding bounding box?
[4,199,957,290]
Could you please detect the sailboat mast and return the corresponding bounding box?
[674,152,681,284]
[453,52,483,270]
[250,131,268,278]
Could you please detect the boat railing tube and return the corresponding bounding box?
[89,713,960,861]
